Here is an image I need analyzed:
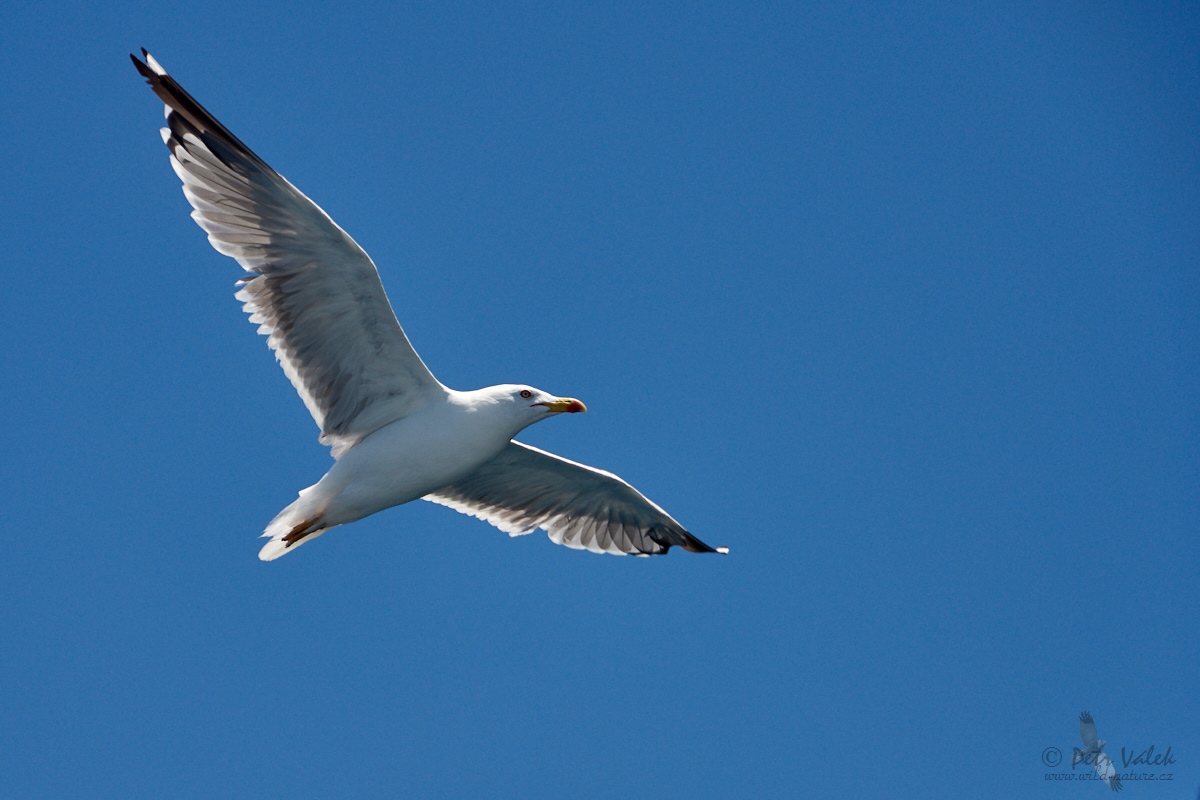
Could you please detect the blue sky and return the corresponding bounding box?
[1,1,1197,797]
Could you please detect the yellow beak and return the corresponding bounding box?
[537,397,587,413]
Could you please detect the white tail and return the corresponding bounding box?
[258,488,334,561]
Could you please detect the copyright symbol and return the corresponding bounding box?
[1042,747,1062,767]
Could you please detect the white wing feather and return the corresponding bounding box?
[134,52,444,457]
[1093,750,1121,791]
[424,441,725,556]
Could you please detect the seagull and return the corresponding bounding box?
[1078,711,1122,792]
[131,50,726,561]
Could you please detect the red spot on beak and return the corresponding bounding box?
[534,397,587,413]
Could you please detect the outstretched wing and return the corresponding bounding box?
[1079,711,1100,750]
[424,441,726,556]
[1093,750,1123,792]
[132,51,443,457]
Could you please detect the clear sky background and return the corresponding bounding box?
[1,1,1197,797]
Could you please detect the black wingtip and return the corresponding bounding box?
[130,51,155,82]
[129,49,270,172]
[676,529,727,554]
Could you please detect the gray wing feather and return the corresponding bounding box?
[133,52,443,457]
[424,441,723,556]
[1079,711,1100,750]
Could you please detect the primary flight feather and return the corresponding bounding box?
[131,50,726,560]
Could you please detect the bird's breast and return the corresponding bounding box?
[319,402,513,523]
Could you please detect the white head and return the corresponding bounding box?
[464,384,587,436]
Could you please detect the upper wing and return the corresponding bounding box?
[424,441,726,556]
[1079,711,1100,749]
[132,51,444,457]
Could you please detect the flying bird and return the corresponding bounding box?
[1079,711,1122,792]
[131,50,726,561]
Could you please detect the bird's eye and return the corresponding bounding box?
[519,390,533,399]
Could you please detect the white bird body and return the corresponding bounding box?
[132,50,726,561]
[324,389,532,519]
[261,387,549,558]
